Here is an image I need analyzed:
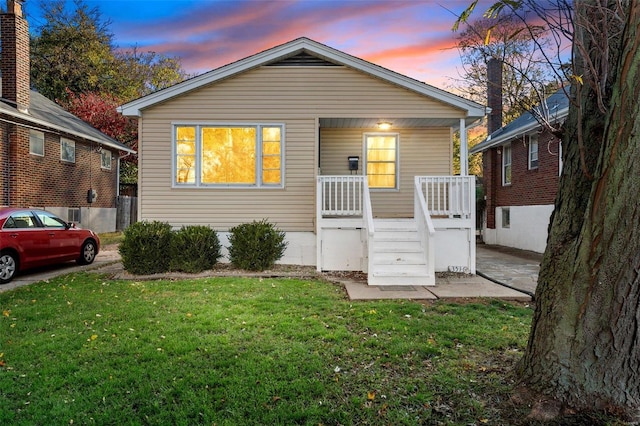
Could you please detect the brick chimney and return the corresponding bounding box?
[1,0,29,114]
[486,58,502,134]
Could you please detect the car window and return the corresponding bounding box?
[35,211,67,228]
[4,213,38,229]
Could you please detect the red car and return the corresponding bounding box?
[0,208,100,284]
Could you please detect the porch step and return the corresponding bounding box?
[368,219,434,286]
[373,251,425,265]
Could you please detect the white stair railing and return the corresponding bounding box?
[414,177,436,279]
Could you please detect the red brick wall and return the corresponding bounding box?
[0,9,30,112]
[4,122,117,208]
[483,130,561,228]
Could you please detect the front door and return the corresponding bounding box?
[364,133,399,190]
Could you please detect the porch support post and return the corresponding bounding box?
[459,118,468,176]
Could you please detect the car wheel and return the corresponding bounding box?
[0,251,18,284]
[78,240,97,265]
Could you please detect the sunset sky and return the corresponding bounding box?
[25,0,492,90]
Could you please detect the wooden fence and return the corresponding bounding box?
[116,196,137,231]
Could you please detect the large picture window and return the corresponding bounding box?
[174,124,283,187]
[365,133,398,189]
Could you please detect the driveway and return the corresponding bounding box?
[475,244,542,296]
[0,245,121,293]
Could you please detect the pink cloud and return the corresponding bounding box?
[112,1,473,89]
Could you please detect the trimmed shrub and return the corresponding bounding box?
[119,221,173,275]
[170,225,221,273]
[228,219,288,271]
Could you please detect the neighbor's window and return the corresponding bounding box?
[502,207,511,228]
[174,124,283,187]
[502,144,512,185]
[528,134,539,169]
[101,149,112,170]
[365,133,398,189]
[29,129,44,156]
[68,208,81,223]
[60,138,75,163]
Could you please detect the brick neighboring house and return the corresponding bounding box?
[0,0,135,233]
[471,82,568,253]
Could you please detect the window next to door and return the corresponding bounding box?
[365,133,398,190]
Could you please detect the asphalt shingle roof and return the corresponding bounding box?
[0,90,135,153]
[471,87,569,154]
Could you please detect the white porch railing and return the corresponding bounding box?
[318,175,364,216]
[317,175,475,276]
[416,176,475,218]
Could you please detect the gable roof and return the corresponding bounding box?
[0,91,135,154]
[118,37,486,122]
[470,87,569,154]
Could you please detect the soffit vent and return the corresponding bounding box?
[267,51,339,67]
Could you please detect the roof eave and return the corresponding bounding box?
[470,107,568,154]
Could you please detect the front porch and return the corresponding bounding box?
[316,175,476,286]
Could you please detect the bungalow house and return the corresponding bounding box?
[118,37,486,285]
[470,86,568,253]
[0,0,135,233]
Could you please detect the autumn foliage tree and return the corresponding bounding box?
[28,0,190,183]
[63,90,138,183]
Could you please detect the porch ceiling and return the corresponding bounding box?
[319,117,465,129]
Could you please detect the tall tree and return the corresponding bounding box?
[458,1,640,421]
[114,47,190,100]
[452,15,559,124]
[29,0,117,101]
[28,0,190,102]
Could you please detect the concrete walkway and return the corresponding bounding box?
[1,244,541,302]
[342,244,541,302]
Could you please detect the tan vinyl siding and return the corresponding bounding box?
[138,66,463,230]
[320,128,451,217]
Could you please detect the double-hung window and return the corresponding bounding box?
[61,138,75,163]
[502,143,512,185]
[30,129,44,156]
[528,134,539,169]
[101,149,112,170]
[174,124,284,187]
[365,133,398,189]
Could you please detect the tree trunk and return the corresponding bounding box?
[516,1,640,420]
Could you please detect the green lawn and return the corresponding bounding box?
[1,272,534,425]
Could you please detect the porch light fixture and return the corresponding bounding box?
[377,121,392,131]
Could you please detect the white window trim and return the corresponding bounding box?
[363,132,400,191]
[101,149,112,170]
[528,134,539,170]
[29,129,45,157]
[172,122,285,189]
[60,138,76,163]
[502,143,512,186]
